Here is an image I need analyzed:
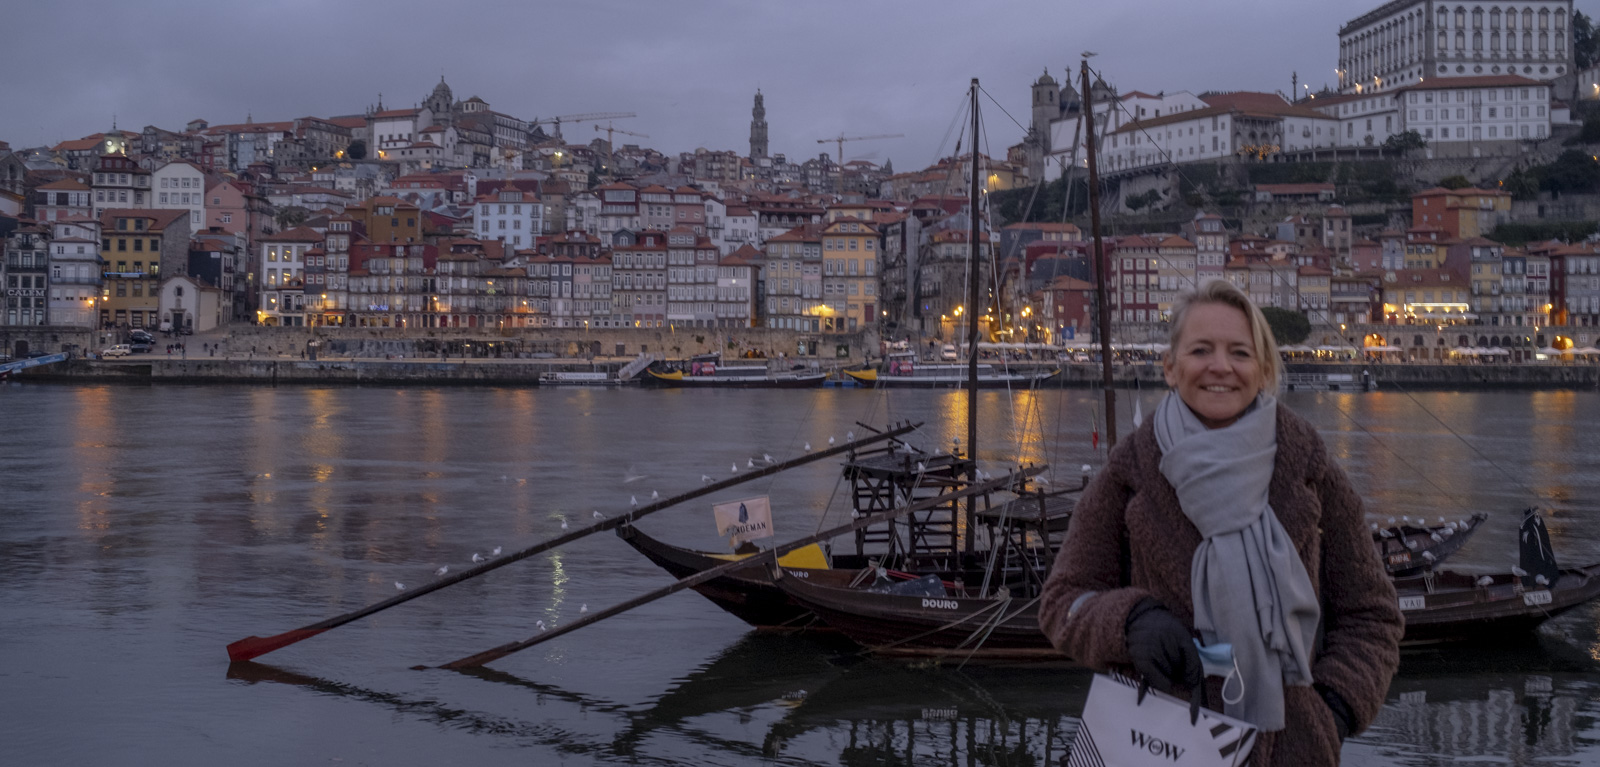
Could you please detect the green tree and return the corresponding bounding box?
[1383,130,1426,153]
[1568,113,1600,145]
[1124,189,1161,211]
[1438,174,1472,189]
[1502,168,1540,200]
[1541,150,1600,194]
[1576,11,1599,69]
[274,206,309,230]
[1260,307,1311,346]
[346,139,367,160]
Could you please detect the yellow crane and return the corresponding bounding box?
[815,133,903,193]
[529,112,637,138]
[595,123,650,181]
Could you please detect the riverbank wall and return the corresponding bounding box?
[20,358,1600,390]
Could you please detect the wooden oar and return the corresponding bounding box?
[226,421,922,662]
[432,464,1045,669]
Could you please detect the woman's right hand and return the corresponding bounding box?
[1124,597,1203,695]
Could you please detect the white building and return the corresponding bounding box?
[1100,92,1338,172]
[370,107,433,154]
[1046,89,1210,177]
[257,227,320,325]
[158,275,226,332]
[473,188,543,250]
[48,237,102,327]
[1338,0,1573,96]
[1310,91,1405,147]
[1401,75,1551,152]
[152,160,208,228]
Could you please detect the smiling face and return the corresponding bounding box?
[1163,302,1264,429]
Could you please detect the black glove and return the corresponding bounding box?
[1316,683,1354,741]
[1124,597,1202,695]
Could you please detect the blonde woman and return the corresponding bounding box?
[1040,280,1402,766]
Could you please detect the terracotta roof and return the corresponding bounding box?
[97,208,189,230]
[1045,275,1095,291]
[1256,183,1335,195]
[258,226,324,242]
[37,178,90,191]
[1399,74,1544,92]
[372,109,421,119]
[1200,91,1332,120]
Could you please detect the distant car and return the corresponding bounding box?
[179,326,193,335]
[129,342,152,354]
[104,344,132,357]
[940,344,958,361]
[129,330,154,344]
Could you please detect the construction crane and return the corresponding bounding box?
[529,112,636,138]
[815,133,904,193]
[595,123,650,180]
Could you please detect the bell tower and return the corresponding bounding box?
[749,90,769,160]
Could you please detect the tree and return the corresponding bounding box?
[1438,174,1472,189]
[1541,150,1600,195]
[346,139,367,160]
[1260,307,1311,346]
[1576,11,1599,70]
[274,206,309,230]
[1383,130,1426,153]
[1124,189,1161,212]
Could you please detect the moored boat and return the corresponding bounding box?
[538,371,631,387]
[1373,513,1487,577]
[647,353,827,388]
[844,353,1058,389]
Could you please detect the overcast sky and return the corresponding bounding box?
[5,0,1545,168]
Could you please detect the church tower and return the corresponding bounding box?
[424,77,454,127]
[1030,70,1059,156]
[749,90,769,160]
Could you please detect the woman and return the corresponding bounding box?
[1040,280,1402,766]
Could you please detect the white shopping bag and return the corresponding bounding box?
[1068,673,1256,767]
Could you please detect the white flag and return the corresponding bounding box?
[713,496,774,546]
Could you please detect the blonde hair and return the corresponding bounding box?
[1166,279,1282,391]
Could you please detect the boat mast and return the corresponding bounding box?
[965,77,981,555]
[1081,59,1117,449]
[967,78,981,467]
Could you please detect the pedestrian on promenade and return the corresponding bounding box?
[1039,280,1402,766]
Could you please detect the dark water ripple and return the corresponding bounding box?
[1,383,1597,765]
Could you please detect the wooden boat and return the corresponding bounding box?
[647,353,827,388]
[845,353,1058,389]
[538,371,630,387]
[1394,563,1600,645]
[1372,513,1487,577]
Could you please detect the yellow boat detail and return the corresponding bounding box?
[708,543,830,569]
[648,369,685,381]
[844,369,878,383]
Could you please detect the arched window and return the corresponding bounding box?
[1539,31,1548,51]
[1491,31,1500,50]
[1524,30,1533,50]
[1474,31,1483,50]
[1438,8,1450,29]
[1523,8,1533,29]
[1456,7,1466,28]
[1457,30,1466,49]
[1472,7,1483,28]
[1490,7,1501,28]
[1413,335,1425,346]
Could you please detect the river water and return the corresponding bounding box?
[2,382,1598,766]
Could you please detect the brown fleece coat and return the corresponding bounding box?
[1040,406,1403,767]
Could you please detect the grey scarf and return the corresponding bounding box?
[1153,393,1320,731]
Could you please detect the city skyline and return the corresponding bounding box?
[4,0,1459,166]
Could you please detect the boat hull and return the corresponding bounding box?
[1395,564,1600,645]
[775,571,1065,659]
[845,369,1060,389]
[647,370,828,388]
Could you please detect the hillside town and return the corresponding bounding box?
[6,0,1600,364]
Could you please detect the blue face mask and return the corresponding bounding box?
[1194,639,1245,705]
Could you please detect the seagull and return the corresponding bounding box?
[1402,516,1411,523]
[804,442,811,452]
[623,466,648,484]
[1378,528,1394,538]
[631,495,638,507]
[435,565,449,576]
[1535,574,1550,586]
[847,431,855,441]
[702,474,713,484]
[561,518,569,530]
[1370,523,1380,531]
[1081,464,1092,474]
[1437,517,1446,525]
[828,436,836,446]
[1476,575,1495,587]
[472,553,484,563]
[748,458,755,468]
[536,620,546,632]
[1447,521,1460,531]
[916,462,927,473]
[492,546,502,556]
[1404,539,1420,550]
[1430,533,1443,543]
[1387,517,1397,525]
[1421,551,1436,561]
[1512,566,1529,577]
[732,462,739,473]
[395,582,406,591]
[651,490,659,500]
[764,454,774,464]
[580,604,588,614]
[593,510,604,519]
